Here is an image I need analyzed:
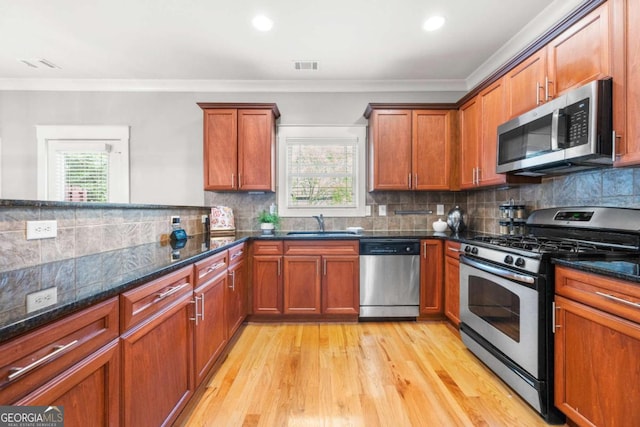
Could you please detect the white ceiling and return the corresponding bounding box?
[0,0,586,92]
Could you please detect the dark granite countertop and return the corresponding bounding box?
[0,229,470,344]
[553,256,640,284]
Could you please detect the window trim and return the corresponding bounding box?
[36,125,130,203]
[277,125,366,217]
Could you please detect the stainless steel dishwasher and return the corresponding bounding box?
[359,239,421,318]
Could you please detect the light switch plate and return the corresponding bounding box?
[26,220,57,240]
[27,287,58,313]
[437,204,445,215]
[379,205,387,216]
[365,205,372,216]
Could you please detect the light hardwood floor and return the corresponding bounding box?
[179,322,563,427]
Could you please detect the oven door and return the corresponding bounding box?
[459,255,539,377]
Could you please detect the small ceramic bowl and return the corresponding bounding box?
[432,219,448,232]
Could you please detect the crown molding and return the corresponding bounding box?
[0,78,469,93]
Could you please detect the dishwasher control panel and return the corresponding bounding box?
[359,239,421,255]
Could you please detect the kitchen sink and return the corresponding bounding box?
[286,231,359,237]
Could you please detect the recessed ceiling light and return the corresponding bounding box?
[252,15,273,32]
[423,15,445,32]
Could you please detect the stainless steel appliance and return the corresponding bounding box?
[459,206,640,424]
[497,78,613,176]
[359,239,420,318]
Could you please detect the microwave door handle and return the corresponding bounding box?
[551,109,561,150]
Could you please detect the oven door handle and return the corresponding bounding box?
[461,256,535,285]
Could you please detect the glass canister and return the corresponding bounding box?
[499,220,512,235]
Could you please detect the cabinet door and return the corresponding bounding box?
[444,253,460,326]
[121,292,194,427]
[253,255,283,315]
[283,256,321,314]
[16,340,120,427]
[226,257,247,337]
[459,97,480,189]
[369,110,412,190]
[613,0,640,166]
[478,79,507,187]
[193,272,227,387]
[238,109,275,191]
[547,3,610,98]
[505,48,547,118]
[203,109,238,190]
[419,240,444,316]
[412,110,452,190]
[554,295,640,426]
[322,255,359,315]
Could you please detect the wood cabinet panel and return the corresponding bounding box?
[478,79,507,187]
[0,297,119,404]
[194,250,227,287]
[121,290,194,427]
[460,97,480,189]
[419,240,444,316]
[16,339,120,427]
[227,256,247,337]
[252,255,283,315]
[444,242,461,327]
[412,110,453,190]
[283,256,322,314]
[203,109,238,190]
[554,295,640,426]
[505,48,547,119]
[547,3,610,99]
[369,110,413,190]
[238,110,275,191]
[253,240,284,256]
[284,240,359,256]
[193,268,227,387]
[322,255,359,315]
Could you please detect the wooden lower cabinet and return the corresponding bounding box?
[284,256,322,314]
[554,266,640,426]
[120,266,194,427]
[322,255,359,315]
[16,339,120,427]
[227,244,248,337]
[419,239,444,316]
[444,241,461,326]
[252,241,284,315]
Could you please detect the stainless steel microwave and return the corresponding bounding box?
[496,78,613,176]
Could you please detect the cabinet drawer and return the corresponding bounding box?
[120,265,194,332]
[555,266,640,324]
[445,241,461,260]
[0,297,119,404]
[252,240,283,256]
[194,250,228,286]
[229,242,247,266]
[284,240,359,256]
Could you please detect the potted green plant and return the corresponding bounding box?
[257,210,280,235]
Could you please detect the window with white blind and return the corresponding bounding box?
[37,126,130,203]
[277,126,366,217]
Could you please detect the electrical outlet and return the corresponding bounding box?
[26,287,58,313]
[365,205,372,216]
[379,205,387,216]
[26,220,57,240]
[171,216,181,228]
[437,204,445,215]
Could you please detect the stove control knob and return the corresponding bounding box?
[471,247,479,255]
[515,257,526,267]
[464,245,472,253]
[504,255,514,264]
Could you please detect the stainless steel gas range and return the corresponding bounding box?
[458,206,640,424]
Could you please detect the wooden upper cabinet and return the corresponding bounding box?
[368,109,412,190]
[198,103,280,192]
[478,79,507,187]
[459,97,480,189]
[366,105,458,191]
[505,48,547,119]
[547,2,611,99]
[412,110,456,190]
[612,0,640,166]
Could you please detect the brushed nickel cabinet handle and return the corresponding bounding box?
[238,174,242,188]
[199,262,225,279]
[8,340,79,381]
[231,250,244,260]
[277,258,281,276]
[323,259,327,276]
[228,271,236,290]
[155,283,190,302]
[552,302,561,334]
[190,296,201,325]
[200,293,205,321]
[408,174,412,189]
[447,247,460,253]
[596,291,640,309]
[545,76,553,101]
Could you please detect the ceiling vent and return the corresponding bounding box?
[293,60,319,71]
[19,58,61,69]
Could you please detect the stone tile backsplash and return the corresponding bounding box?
[0,204,208,273]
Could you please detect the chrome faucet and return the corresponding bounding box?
[313,214,325,232]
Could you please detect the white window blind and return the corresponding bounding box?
[55,149,110,202]
[277,126,366,217]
